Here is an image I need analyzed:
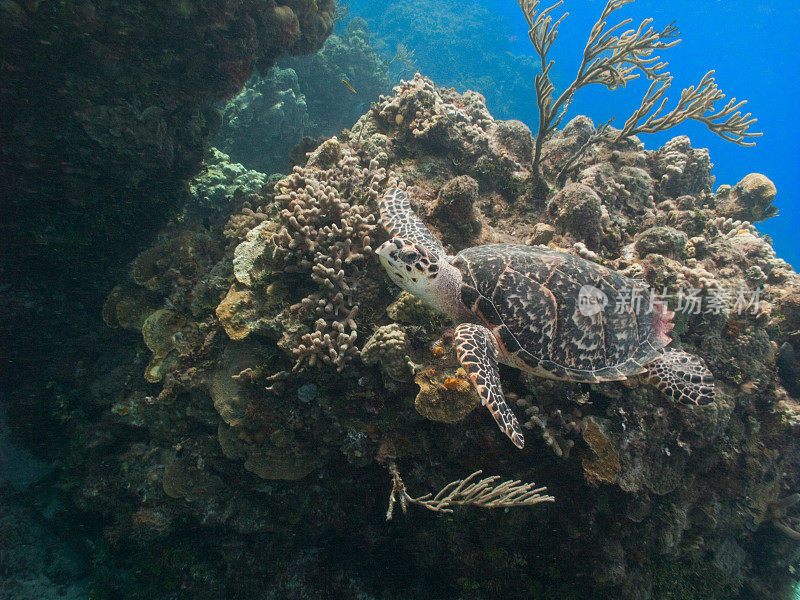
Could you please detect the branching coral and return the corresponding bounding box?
[385,464,554,520]
[615,70,760,146]
[270,142,388,371]
[518,0,761,177]
[515,388,587,458]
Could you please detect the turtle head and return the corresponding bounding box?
[377,236,442,299]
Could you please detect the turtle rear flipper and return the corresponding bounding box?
[645,350,715,406]
[379,188,446,259]
[455,323,525,449]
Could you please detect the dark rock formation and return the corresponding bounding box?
[0,0,335,456]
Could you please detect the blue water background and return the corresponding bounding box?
[348,0,800,267]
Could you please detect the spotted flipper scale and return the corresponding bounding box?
[454,323,525,449]
[645,350,715,406]
[379,188,445,259]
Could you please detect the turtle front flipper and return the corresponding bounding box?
[645,350,715,406]
[455,323,525,449]
[379,188,446,259]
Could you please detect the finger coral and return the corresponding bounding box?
[269,142,387,371]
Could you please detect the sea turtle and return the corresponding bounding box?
[376,188,715,449]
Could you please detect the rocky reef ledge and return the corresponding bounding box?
[68,75,800,598]
[1,0,336,273]
[0,0,337,469]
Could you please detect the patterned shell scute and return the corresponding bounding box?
[453,244,666,379]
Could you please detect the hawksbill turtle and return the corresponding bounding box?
[376,188,715,449]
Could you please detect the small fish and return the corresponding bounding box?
[341,79,357,94]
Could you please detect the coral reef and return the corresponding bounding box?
[414,366,481,423]
[433,175,483,245]
[215,66,311,174]
[715,172,779,222]
[283,17,393,138]
[27,73,800,599]
[189,148,270,214]
[216,18,393,173]
[361,324,414,382]
[1,0,336,274]
[270,143,385,371]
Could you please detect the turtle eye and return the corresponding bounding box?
[399,249,420,264]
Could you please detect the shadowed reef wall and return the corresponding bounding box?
[0,0,335,450]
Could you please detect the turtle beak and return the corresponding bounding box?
[376,240,403,280]
[376,240,393,259]
[376,240,394,269]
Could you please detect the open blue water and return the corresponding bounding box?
[352,0,800,267]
